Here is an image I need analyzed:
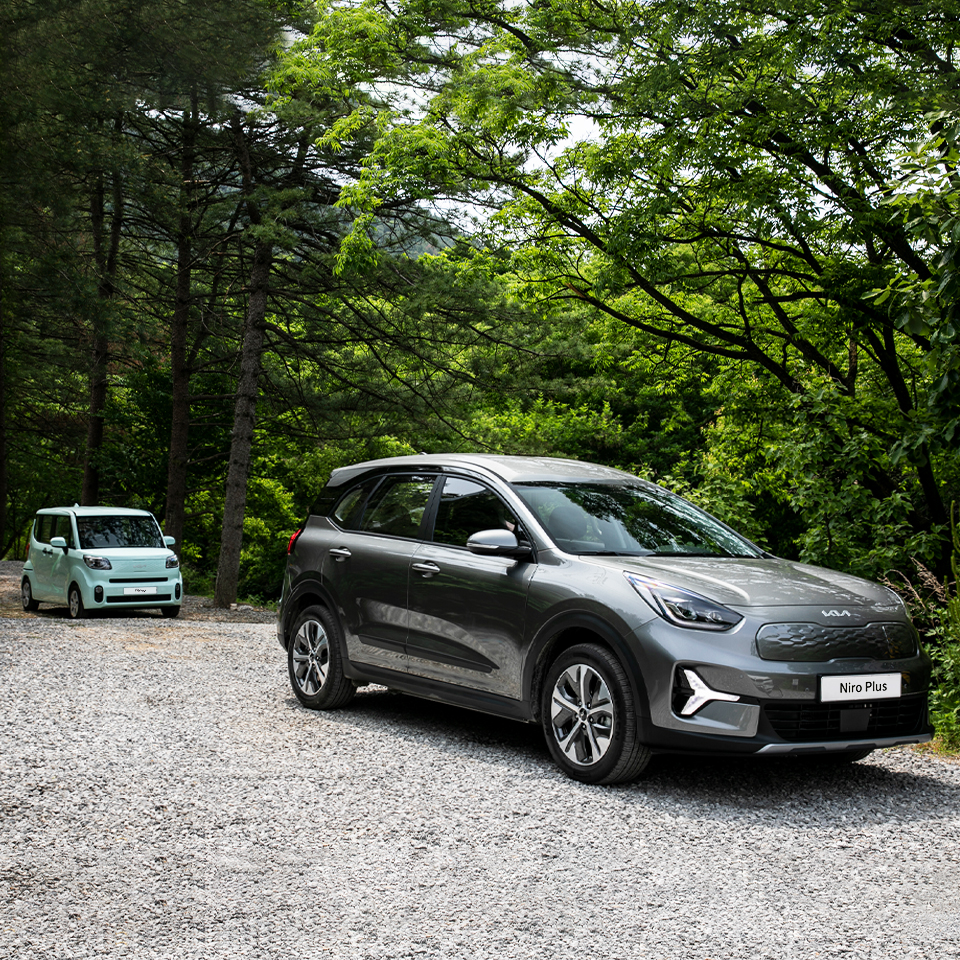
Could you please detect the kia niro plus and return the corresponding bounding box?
[277,455,931,784]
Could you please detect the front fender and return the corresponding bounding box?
[523,609,651,725]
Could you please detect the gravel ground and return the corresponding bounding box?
[1,564,960,959]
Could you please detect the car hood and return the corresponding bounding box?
[588,555,899,611]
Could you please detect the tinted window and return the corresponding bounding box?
[35,515,55,543]
[359,475,436,538]
[53,516,75,548]
[331,478,380,530]
[432,478,518,547]
[76,515,164,550]
[514,481,760,557]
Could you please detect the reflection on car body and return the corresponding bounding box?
[276,454,932,784]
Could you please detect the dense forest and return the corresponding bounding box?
[2,0,959,648]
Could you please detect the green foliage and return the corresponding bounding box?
[295,0,960,575]
[931,510,960,751]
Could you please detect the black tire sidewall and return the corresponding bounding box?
[21,579,38,611]
[541,643,637,784]
[287,605,352,709]
[68,584,84,620]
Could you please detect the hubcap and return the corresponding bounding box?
[550,663,614,766]
[21,582,31,608]
[291,619,330,696]
[69,590,80,617]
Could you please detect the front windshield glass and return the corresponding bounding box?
[513,481,761,558]
[76,515,164,550]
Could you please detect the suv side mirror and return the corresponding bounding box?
[466,529,532,558]
[50,536,68,551]
[164,536,176,547]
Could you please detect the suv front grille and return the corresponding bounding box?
[763,694,926,741]
[756,622,917,662]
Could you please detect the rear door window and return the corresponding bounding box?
[358,475,437,538]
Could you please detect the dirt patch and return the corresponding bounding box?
[0,560,275,623]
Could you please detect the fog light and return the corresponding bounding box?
[175,583,181,600]
[679,669,741,717]
[94,585,104,603]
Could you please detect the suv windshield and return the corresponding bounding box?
[76,515,164,550]
[514,481,762,558]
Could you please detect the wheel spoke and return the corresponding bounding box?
[551,687,577,723]
[557,724,582,761]
[549,660,616,767]
[292,618,330,695]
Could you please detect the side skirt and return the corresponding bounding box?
[345,662,534,724]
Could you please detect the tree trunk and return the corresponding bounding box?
[0,264,7,547]
[213,239,273,607]
[81,117,124,506]
[164,94,199,548]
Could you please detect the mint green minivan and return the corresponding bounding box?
[21,506,182,619]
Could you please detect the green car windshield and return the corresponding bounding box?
[513,481,762,558]
[76,515,164,550]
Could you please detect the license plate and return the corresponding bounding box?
[821,673,901,702]
[123,586,157,596]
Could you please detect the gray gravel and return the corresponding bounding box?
[1,612,959,960]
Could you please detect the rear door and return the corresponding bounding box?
[322,473,438,674]
[406,476,535,699]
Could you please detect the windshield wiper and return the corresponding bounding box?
[648,549,725,557]
[578,550,654,557]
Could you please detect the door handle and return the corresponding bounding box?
[329,547,352,561]
[411,561,441,577]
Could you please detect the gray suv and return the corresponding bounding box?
[277,454,932,783]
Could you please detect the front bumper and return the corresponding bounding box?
[631,612,933,756]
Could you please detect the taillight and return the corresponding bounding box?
[287,527,304,555]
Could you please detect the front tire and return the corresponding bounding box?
[67,584,86,620]
[541,643,652,785]
[161,606,181,619]
[21,579,39,612]
[287,605,356,709]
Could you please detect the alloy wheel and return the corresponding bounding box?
[291,618,330,696]
[549,662,615,766]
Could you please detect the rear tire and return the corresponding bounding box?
[287,605,356,709]
[541,642,652,784]
[21,579,39,612]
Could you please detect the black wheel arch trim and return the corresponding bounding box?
[523,610,652,727]
[281,573,342,650]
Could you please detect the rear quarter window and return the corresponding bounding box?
[330,477,381,530]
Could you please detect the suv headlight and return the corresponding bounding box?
[624,572,743,630]
[83,555,112,570]
[165,555,180,569]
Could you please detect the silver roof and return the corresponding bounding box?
[328,453,640,486]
